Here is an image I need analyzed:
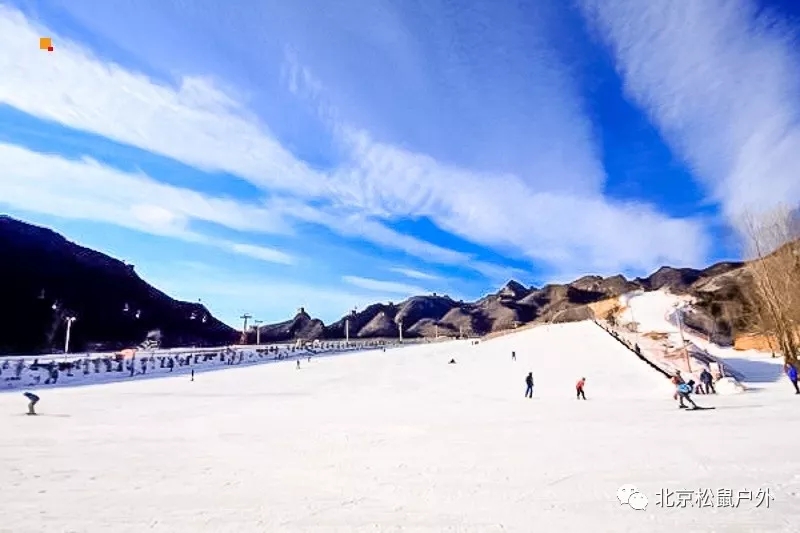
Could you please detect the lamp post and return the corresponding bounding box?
[239,314,252,344]
[253,320,263,346]
[64,315,77,356]
[676,304,692,372]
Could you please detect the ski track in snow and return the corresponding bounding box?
[2,319,799,532]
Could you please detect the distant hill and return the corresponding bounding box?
[0,215,771,354]
[250,260,758,345]
[0,216,237,354]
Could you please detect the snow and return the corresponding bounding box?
[0,341,413,392]
[617,290,787,388]
[3,320,800,532]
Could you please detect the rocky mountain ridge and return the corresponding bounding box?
[250,261,756,345]
[1,216,763,353]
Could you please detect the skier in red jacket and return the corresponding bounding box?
[576,377,586,400]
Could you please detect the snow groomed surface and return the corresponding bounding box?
[3,320,800,533]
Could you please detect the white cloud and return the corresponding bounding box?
[337,129,710,274]
[579,0,800,225]
[261,196,519,279]
[0,5,329,199]
[0,4,712,279]
[226,243,295,265]
[342,276,427,295]
[388,267,439,280]
[148,264,406,325]
[0,143,295,265]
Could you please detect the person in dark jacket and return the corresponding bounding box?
[785,363,799,394]
[23,392,40,415]
[700,368,715,394]
[525,372,534,398]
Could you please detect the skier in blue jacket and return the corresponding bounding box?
[23,392,40,415]
[671,371,697,409]
[785,363,799,394]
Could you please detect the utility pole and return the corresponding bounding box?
[676,305,691,372]
[64,315,77,356]
[253,319,263,345]
[240,314,252,345]
[345,319,350,343]
[398,320,404,343]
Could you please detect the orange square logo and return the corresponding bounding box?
[40,37,52,50]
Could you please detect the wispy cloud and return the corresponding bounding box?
[0,3,712,281]
[342,276,428,295]
[0,5,327,199]
[388,267,440,280]
[579,0,800,225]
[0,143,295,265]
[225,243,295,266]
[0,4,515,279]
[149,263,409,325]
[285,51,711,276]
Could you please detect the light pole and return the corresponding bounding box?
[240,313,252,344]
[254,320,263,345]
[345,319,350,343]
[64,315,77,355]
[398,320,404,343]
[676,304,692,372]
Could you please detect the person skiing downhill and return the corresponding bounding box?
[23,392,39,415]
[576,377,586,400]
[785,363,799,394]
[512,351,516,361]
[525,372,534,398]
[671,371,697,409]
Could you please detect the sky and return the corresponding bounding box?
[2,0,800,328]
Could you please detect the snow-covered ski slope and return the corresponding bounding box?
[619,290,787,386]
[3,320,800,533]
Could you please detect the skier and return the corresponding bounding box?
[191,369,195,382]
[512,351,516,361]
[671,371,697,409]
[448,358,457,364]
[576,377,586,400]
[525,372,534,398]
[296,360,300,370]
[785,363,799,394]
[700,368,715,394]
[23,392,40,415]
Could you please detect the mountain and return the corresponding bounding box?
[252,261,760,344]
[0,216,237,354]
[0,215,775,353]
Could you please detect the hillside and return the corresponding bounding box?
[0,216,237,354]
[251,260,759,344]
[0,215,775,352]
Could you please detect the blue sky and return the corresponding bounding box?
[2,0,800,327]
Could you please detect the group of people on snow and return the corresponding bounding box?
[522,371,586,399]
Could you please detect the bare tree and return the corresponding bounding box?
[743,207,800,365]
